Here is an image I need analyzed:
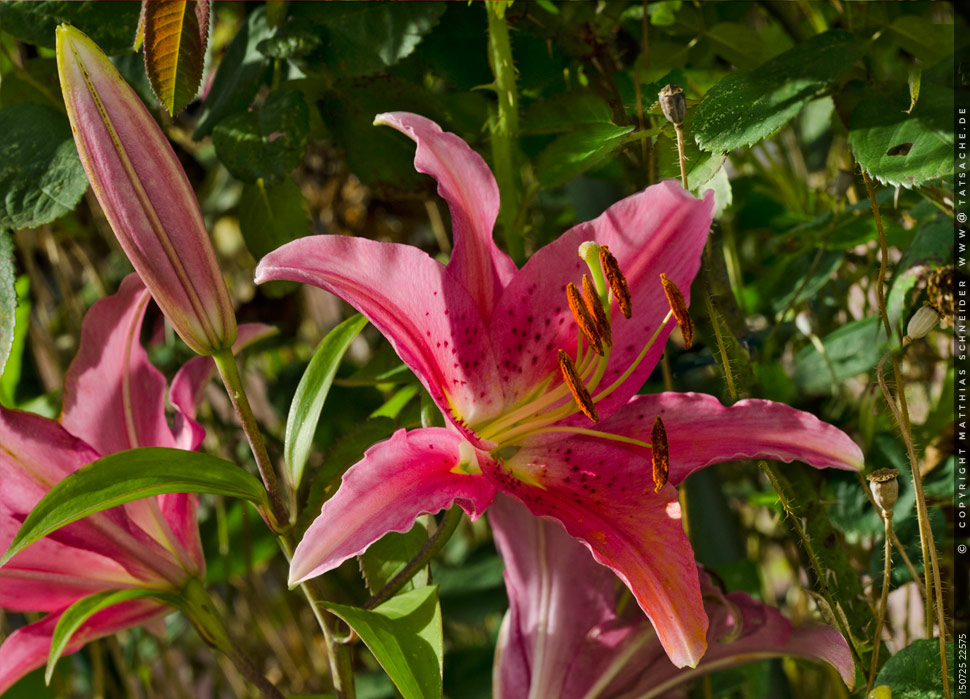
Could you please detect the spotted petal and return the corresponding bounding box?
[289,428,497,586]
[375,112,517,319]
[491,181,714,419]
[256,236,505,438]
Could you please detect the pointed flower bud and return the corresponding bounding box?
[57,24,236,356]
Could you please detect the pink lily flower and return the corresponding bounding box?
[0,275,268,693]
[57,25,237,356]
[255,112,864,668]
[490,495,855,698]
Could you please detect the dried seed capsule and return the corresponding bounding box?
[658,84,686,127]
[905,303,942,341]
[866,468,899,515]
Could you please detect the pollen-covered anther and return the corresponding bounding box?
[660,273,693,349]
[567,282,604,356]
[651,416,669,493]
[582,274,612,349]
[558,350,599,422]
[599,245,632,319]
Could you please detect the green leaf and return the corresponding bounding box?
[1,447,269,565]
[213,89,310,184]
[360,522,429,596]
[143,0,210,115]
[848,83,952,188]
[287,2,446,78]
[0,103,88,228]
[0,232,16,380]
[0,57,61,109]
[370,384,420,420]
[47,588,183,683]
[887,216,951,328]
[793,316,887,395]
[323,587,443,699]
[522,92,613,134]
[693,30,868,151]
[0,276,30,407]
[0,2,141,54]
[535,123,634,187]
[888,15,954,66]
[703,22,789,71]
[238,177,311,261]
[285,315,368,490]
[874,638,954,699]
[193,7,272,139]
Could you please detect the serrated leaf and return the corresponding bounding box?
[535,123,634,187]
[143,0,209,115]
[0,2,141,54]
[0,103,88,229]
[848,83,952,188]
[193,7,271,140]
[694,30,868,152]
[323,587,443,699]
[287,3,446,78]
[875,638,954,699]
[1,447,269,565]
[285,315,368,490]
[47,588,183,683]
[238,177,311,261]
[360,522,429,596]
[213,89,309,184]
[0,232,16,379]
[257,30,322,60]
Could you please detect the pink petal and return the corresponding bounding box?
[256,236,505,438]
[0,599,165,695]
[61,274,176,455]
[0,506,136,612]
[289,428,497,585]
[169,322,278,449]
[491,181,714,419]
[484,433,708,668]
[613,393,864,486]
[375,112,516,318]
[57,26,236,355]
[490,494,624,699]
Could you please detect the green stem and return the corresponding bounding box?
[279,535,357,699]
[212,348,289,530]
[866,511,894,695]
[365,507,463,610]
[486,0,524,263]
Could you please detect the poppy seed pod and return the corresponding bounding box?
[905,303,942,341]
[658,84,686,127]
[57,24,236,355]
[866,468,899,515]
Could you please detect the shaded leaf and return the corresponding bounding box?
[213,89,310,184]
[0,103,88,228]
[794,316,887,395]
[848,83,952,188]
[0,2,141,54]
[888,15,954,66]
[535,123,634,187]
[0,232,16,379]
[238,177,311,261]
[522,92,613,134]
[323,587,443,699]
[285,315,368,490]
[193,7,271,139]
[1,447,269,565]
[0,276,30,407]
[143,0,210,115]
[694,30,868,151]
[360,522,429,596]
[48,588,182,682]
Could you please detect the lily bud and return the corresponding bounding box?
[57,24,236,355]
[905,303,941,341]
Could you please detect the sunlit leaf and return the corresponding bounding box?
[143,0,209,115]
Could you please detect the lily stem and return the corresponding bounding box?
[213,348,289,531]
[365,507,464,610]
[866,509,894,695]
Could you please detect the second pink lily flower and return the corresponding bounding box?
[256,113,864,668]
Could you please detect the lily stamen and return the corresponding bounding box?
[558,350,599,422]
[583,274,612,349]
[600,245,632,319]
[660,273,693,349]
[567,282,604,356]
[651,416,670,492]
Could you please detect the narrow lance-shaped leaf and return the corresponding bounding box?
[143,0,210,115]
[1,447,269,565]
[47,588,185,683]
[323,587,443,699]
[0,232,17,377]
[285,314,368,490]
